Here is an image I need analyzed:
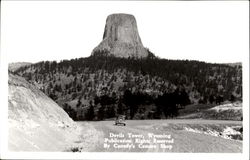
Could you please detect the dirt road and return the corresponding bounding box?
[77,119,242,152]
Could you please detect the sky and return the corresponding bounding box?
[1,1,249,63]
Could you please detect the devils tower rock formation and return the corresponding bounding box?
[92,13,149,58]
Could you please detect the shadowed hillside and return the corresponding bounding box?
[12,54,242,121]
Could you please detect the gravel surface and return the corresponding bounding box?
[76,119,242,153]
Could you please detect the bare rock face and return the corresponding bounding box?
[92,13,149,58]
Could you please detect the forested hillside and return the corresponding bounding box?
[13,54,242,120]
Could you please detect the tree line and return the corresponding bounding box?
[62,88,191,121]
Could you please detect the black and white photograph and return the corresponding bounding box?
[1,1,249,160]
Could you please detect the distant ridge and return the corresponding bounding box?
[224,62,242,67]
[8,62,32,72]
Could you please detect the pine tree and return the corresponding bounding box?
[85,104,95,120]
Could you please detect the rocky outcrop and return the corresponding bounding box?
[92,13,149,58]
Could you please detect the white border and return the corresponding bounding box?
[1,1,249,160]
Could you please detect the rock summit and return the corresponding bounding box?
[92,13,149,58]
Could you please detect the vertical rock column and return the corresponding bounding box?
[92,13,148,58]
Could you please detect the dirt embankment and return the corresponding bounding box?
[8,73,98,151]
